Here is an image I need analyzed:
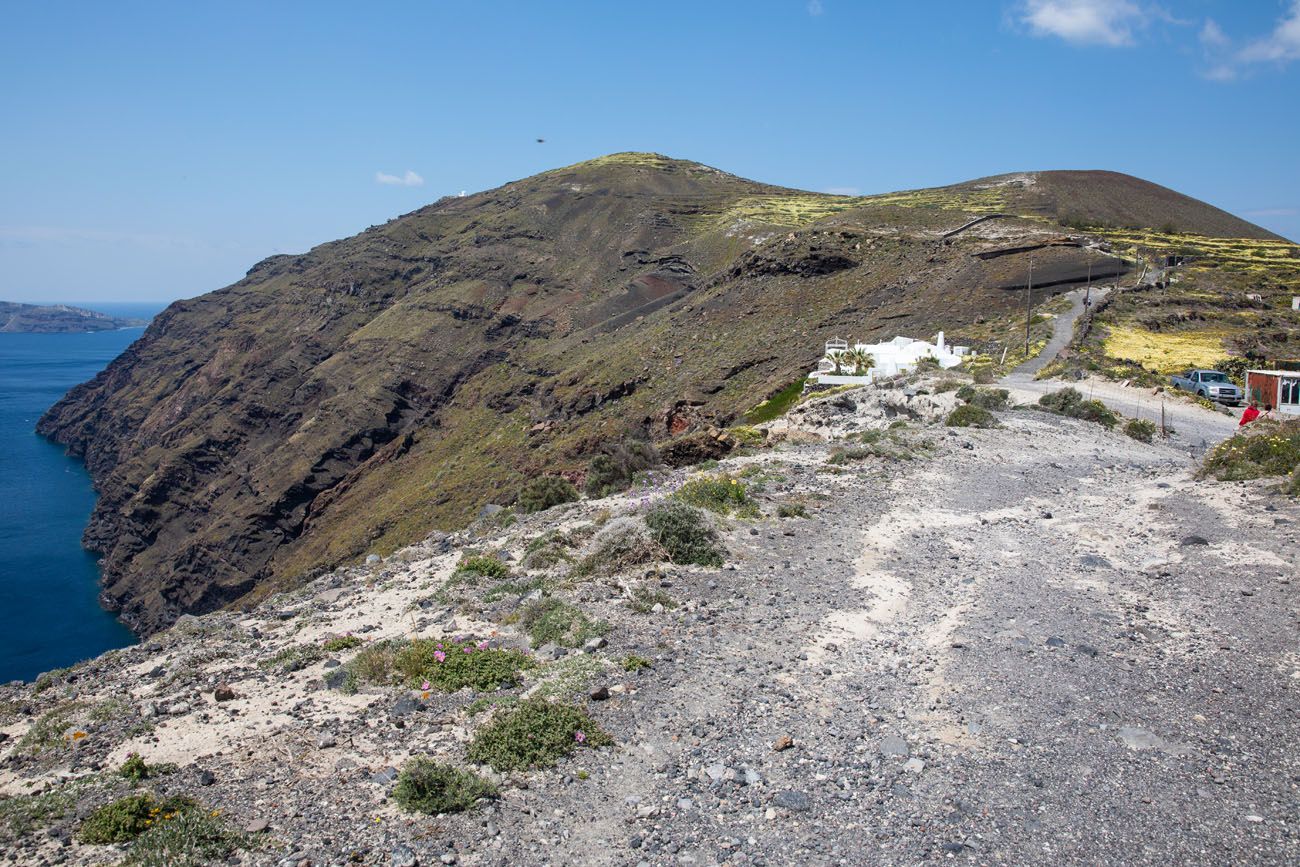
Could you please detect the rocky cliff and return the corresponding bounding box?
[36,153,1279,633]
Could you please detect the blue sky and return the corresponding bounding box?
[2,0,1298,304]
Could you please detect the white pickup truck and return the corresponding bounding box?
[1169,369,1243,406]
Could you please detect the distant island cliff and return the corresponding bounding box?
[0,301,148,333]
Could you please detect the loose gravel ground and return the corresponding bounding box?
[2,384,1296,866]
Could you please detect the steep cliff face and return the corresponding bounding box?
[37,154,1272,633]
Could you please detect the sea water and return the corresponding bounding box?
[0,302,165,682]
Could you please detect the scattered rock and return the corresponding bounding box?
[213,684,237,702]
[772,790,811,812]
[589,685,610,701]
[244,818,270,834]
[879,734,909,758]
[391,844,418,867]
[772,735,794,752]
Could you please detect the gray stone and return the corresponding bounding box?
[366,554,382,565]
[772,790,811,812]
[583,636,609,653]
[879,734,909,757]
[391,844,418,867]
[371,767,399,784]
[317,733,337,749]
[706,763,728,782]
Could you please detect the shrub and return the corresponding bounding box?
[394,638,533,692]
[777,503,809,518]
[392,758,497,815]
[258,643,324,672]
[466,699,612,771]
[586,441,660,497]
[955,385,1010,410]
[517,476,579,514]
[1038,388,1119,428]
[519,599,608,648]
[1124,418,1157,443]
[644,502,725,567]
[119,809,246,867]
[572,517,662,577]
[481,576,546,603]
[945,404,999,428]
[621,654,653,672]
[1200,420,1300,482]
[18,701,82,755]
[456,555,510,581]
[322,635,363,653]
[627,585,676,613]
[120,753,152,782]
[338,638,407,693]
[673,474,757,517]
[78,794,195,845]
[1038,387,1085,414]
[728,425,767,447]
[522,531,575,570]
[0,786,77,839]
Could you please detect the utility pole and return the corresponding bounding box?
[1084,261,1092,308]
[1023,258,1034,358]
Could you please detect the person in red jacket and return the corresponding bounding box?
[1239,401,1260,426]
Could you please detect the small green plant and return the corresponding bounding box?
[1123,418,1157,443]
[322,635,363,653]
[257,643,325,672]
[456,555,510,581]
[0,786,78,839]
[673,474,758,517]
[777,503,809,518]
[517,476,579,514]
[627,585,677,613]
[18,702,82,755]
[337,638,408,693]
[645,502,725,567]
[482,576,547,603]
[120,809,247,867]
[945,404,999,428]
[466,694,519,716]
[621,654,653,672]
[394,637,533,692]
[519,598,609,648]
[522,530,576,569]
[392,758,497,815]
[466,699,613,771]
[955,384,1010,410]
[120,753,153,782]
[78,794,195,845]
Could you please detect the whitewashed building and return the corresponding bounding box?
[811,332,969,386]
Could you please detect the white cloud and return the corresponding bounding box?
[375,170,424,187]
[0,225,206,250]
[1199,18,1228,48]
[807,0,824,16]
[1198,2,1300,81]
[823,186,861,196]
[1239,0,1300,64]
[1019,0,1147,46]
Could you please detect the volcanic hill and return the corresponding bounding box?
[36,153,1287,633]
[0,302,146,333]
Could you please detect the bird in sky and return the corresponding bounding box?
[536,138,545,143]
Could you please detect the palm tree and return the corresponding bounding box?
[848,349,875,376]
[824,349,851,375]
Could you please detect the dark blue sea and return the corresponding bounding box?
[0,302,167,682]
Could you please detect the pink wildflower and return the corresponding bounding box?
[433,651,446,663]
[420,680,431,691]
[463,646,473,653]
[574,730,587,744]
[477,641,489,651]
